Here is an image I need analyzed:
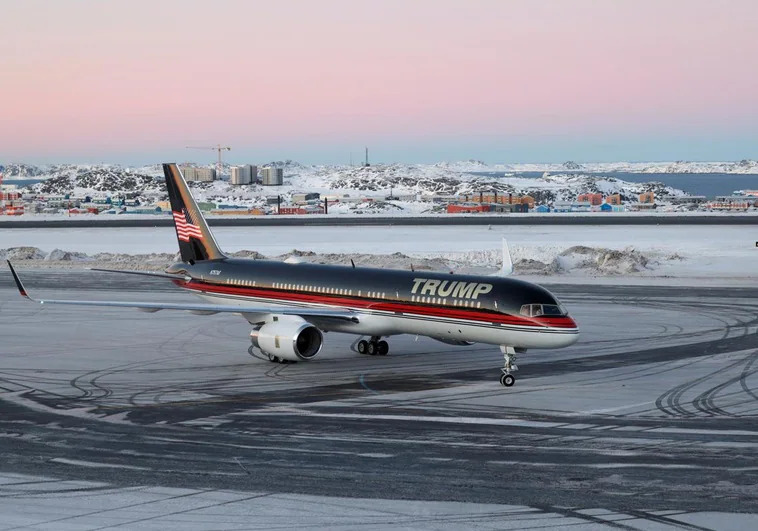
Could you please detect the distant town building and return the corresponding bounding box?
[181,166,216,182]
[669,196,707,205]
[292,192,320,203]
[639,192,655,204]
[577,193,603,206]
[553,201,592,213]
[246,164,258,183]
[261,167,284,186]
[230,165,257,185]
[709,196,755,210]
[605,194,622,205]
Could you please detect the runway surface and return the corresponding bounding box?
[1,270,758,529]
[2,213,758,228]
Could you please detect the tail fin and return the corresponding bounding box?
[163,163,226,263]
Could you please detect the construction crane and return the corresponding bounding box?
[186,145,231,177]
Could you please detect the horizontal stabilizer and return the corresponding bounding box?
[89,268,188,280]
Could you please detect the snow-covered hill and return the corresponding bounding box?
[16,162,688,214]
[433,159,758,174]
[30,167,161,197]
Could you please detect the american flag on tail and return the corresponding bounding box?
[173,208,204,242]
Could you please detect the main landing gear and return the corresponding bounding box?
[499,346,518,387]
[248,345,291,364]
[357,337,389,356]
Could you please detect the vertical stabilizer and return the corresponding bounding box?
[501,238,514,276]
[163,163,226,263]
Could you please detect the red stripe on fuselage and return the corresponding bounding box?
[175,279,578,330]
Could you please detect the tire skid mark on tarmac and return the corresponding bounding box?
[656,351,758,418]
[5,287,758,429]
[691,351,758,416]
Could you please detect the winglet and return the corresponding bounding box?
[6,261,31,300]
[501,238,514,276]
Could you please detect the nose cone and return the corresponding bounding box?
[535,315,579,348]
[560,316,580,346]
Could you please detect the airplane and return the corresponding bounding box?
[6,163,579,387]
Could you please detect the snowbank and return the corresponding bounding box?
[0,245,672,277]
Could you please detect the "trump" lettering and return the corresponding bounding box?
[411,278,493,300]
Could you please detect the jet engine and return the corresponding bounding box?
[250,317,323,362]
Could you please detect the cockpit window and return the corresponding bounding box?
[520,304,567,317]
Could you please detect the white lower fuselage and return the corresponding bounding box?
[192,289,578,350]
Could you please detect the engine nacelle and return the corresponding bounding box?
[250,317,323,362]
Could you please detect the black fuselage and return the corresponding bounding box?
[167,257,562,318]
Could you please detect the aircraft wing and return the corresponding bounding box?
[6,261,359,322]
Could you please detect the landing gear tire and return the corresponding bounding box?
[367,341,378,356]
[267,352,289,364]
[499,346,519,388]
[500,373,515,387]
[377,340,389,356]
[357,340,369,355]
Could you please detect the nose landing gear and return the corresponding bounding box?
[500,346,519,387]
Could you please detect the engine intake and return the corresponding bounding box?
[250,317,323,362]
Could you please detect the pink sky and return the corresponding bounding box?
[1,0,756,164]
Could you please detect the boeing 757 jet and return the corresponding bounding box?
[7,163,579,386]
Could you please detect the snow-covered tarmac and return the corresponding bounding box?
[1,472,755,530]
[1,270,758,528]
[1,222,758,529]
